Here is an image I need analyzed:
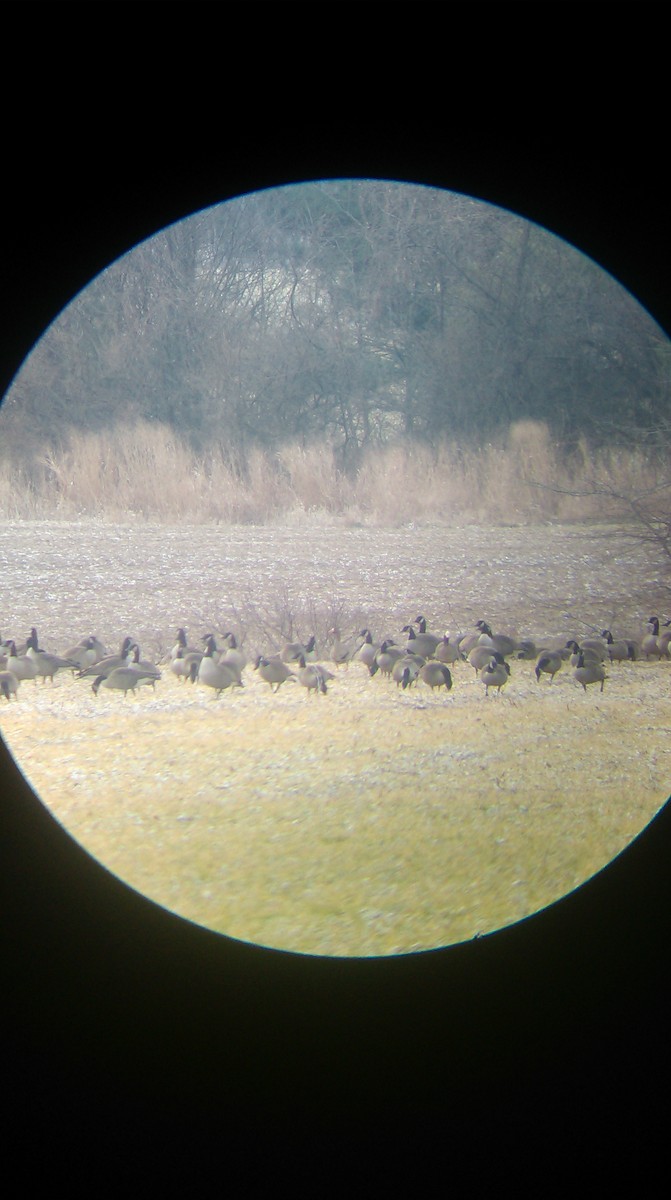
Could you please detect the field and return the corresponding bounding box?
[1,517,671,957]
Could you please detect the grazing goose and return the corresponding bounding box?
[253,655,296,693]
[196,635,243,696]
[418,661,453,692]
[534,650,563,684]
[573,650,607,693]
[475,621,518,659]
[480,656,511,696]
[92,667,148,699]
[515,639,538,661]
[0,669,19,701]
[280,635,317,664]
[296,655,331,696]
[79,636,135,679]
[25,631,80,683]
[5,641,38,683]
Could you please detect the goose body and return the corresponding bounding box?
[601,630,636,663]
[169,645,203,683]
[296,655,331,696]
[79,637,135,679]
[573,651,607,693]
[5,641,38,683]
[254,655,296,693]
[92,667,147,698]
[534,650,563,683]
[475,621,518,659]
[280,635,316,664]
[0,669,19,701]
[418,661,453,692]
[393,654,424,689]
[218,632,247,676]
[480,656,510,695]
[403,624,442,659]
[434,635,465,666]
[127,644,162,688]
[197,635,243,696]
[26,631,80,682]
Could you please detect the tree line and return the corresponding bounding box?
[3,179,670,472]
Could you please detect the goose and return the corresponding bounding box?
[353,629,379,672]
[369,641,405,678]
[402,624,442,660]
[393,653,424,689]
[468,645,508,674]
[410,616,442,656]
[573,651,607,693]
[434,635,466,666]
[480,656,510,696]
[127,644,162,689]
[25,630,80,683]
[565,640,604,669]
[253,655,296,693]
[78,636,135,679]
[196,635,243,696]
[515,639,539,661]
[63,636,107,669]
[92,667,148,699]
[219,632,247,676]
[418,661,453,692]
[601,630,636,663]
[475,621,518,659]
[534,650,563,684]
[5,641,38,683]
[328,627,364,668]
[280,635,317,664]
[169,645,203,683]
[296,655,331,696]
[0,669,19,701]
[170,628,198,660]
[642,617,669,660]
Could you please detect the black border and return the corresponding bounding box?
[2,14,670,1168]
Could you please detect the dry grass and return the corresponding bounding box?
[2,654,669,958]
[1,418,669,527]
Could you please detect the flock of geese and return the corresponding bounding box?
[1,615,670,705]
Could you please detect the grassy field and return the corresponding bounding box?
[2,625,669,958]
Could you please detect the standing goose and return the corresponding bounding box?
[5,641,38,683]
[196,635,243,696]
[354,629,379,673]
[25,630,80,683]
[642,617,669,660]
[434,635,466,666]
[418,661,453,692]
[328,627,364,668]
[170,645,203,683]
[253,655,296,693]
[565,640,604,669]
[219,632,247,676]
[0,669,19,701]
[573,650,607,693]
[63,636,107,670]
[402,624,442,660]
[410,616,442,656]
[601,630,636,663]
[475,621,518,659]
[480,656,511,696]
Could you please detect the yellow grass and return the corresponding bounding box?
[2,657,669,957]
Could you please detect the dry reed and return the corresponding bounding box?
[0,418,668,528]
